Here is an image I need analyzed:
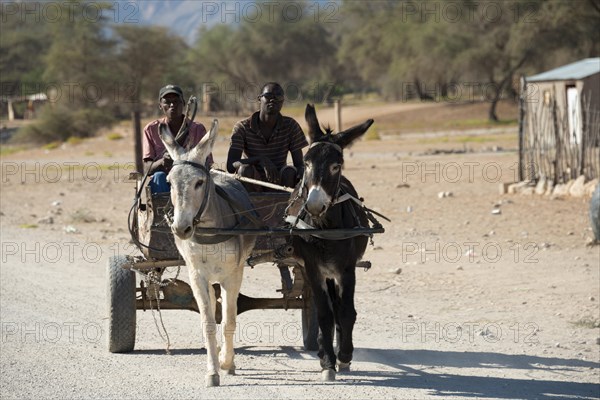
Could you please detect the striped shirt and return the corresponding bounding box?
[230,112,308,169]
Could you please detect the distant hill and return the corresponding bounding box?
[112,0,340,44]
[112,0,219,44]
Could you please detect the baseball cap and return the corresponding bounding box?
[158,85,184,102]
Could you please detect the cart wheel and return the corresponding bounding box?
[106,255,136,353]
[302,285,319,351]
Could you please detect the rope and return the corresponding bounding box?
[132,266,181,355]
[148,273,172,355]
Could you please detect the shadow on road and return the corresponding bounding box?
[127,346,599,399]
[349,347,599,399]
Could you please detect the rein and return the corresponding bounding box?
[286,140,389,238]
[171,159,212,226]
[302,140,344,208]
[167,160,264,244]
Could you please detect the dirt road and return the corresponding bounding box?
[1,118,598,399]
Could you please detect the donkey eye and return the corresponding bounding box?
[195,180,204,189]
[331,164,341,173]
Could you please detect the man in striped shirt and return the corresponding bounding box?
[226,82,308,191]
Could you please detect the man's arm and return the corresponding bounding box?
[226,147,243,173]
[144,156,172,175]
[226,148,278,181]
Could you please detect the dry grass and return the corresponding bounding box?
[375,100,518,134]
[3,100,519,155]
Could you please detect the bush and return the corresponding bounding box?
[12,106,115,144]
[107,132,123,140]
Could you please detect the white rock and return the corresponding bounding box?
[584,179,598,197]
[491,209,501,215]
[535,177,547,195]
[508,181,529,194]
[553,180,574,197]
[521,186,534,195]
[63,225,78,234]
[569,175,586,197]
[499,182,514,195]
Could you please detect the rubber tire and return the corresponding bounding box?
[302,285,319,351]
[591,184,600,241]
[107,255,136,353]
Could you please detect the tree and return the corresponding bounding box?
[336,0,599,119]
[455,0,599,120]
[0,3,51,99]
[43,1,116,109]
[190,0,339,111]
[113,24,190,109]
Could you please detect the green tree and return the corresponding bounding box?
[337,0,599,120]
[455,0,599,120]
[43,1,116,109]
[113,24,190,110]
[0,3,51,99]
[14,1,116,142]
[190,0,339,110]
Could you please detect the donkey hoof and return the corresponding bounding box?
[222,368,236,376]
[338,361,351,372]
[321,368,336,382]
[205,374,220,387]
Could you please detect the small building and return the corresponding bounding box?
[4,92,48,120]
[519,58,600,184]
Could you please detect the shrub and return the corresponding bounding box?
[12,106,114,144]
[107,132,123,140]
[66,136,84,145]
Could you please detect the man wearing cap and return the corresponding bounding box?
[143,85,213,193]
[226,82,307,192]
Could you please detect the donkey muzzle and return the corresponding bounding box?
[171,223,194,240]
[305,186,331,217]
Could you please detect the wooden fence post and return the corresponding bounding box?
[334,99,342,132]
[518,76,526,182]
[133,110,142,173]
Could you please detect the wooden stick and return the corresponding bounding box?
[211,169,295,193]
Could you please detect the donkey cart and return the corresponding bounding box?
[106,172,384,355]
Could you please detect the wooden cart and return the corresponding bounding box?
[106,174,383,353]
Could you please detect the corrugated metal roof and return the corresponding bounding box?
[527,58,600,82]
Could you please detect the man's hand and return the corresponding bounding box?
[162,154,173,169]
[259,157,278,183]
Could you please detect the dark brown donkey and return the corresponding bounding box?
[285,104,374,381]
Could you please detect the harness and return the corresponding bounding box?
[285,141,389,240]
[166,160,264,244]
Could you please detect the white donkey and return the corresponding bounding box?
[159,120,256,387]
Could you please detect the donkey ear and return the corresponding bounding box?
[305,104,325,143]
[190,119,218,162]
[159,123,185,160]
[333,119,374,149]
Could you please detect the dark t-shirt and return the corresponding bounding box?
[230,112,308,169]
